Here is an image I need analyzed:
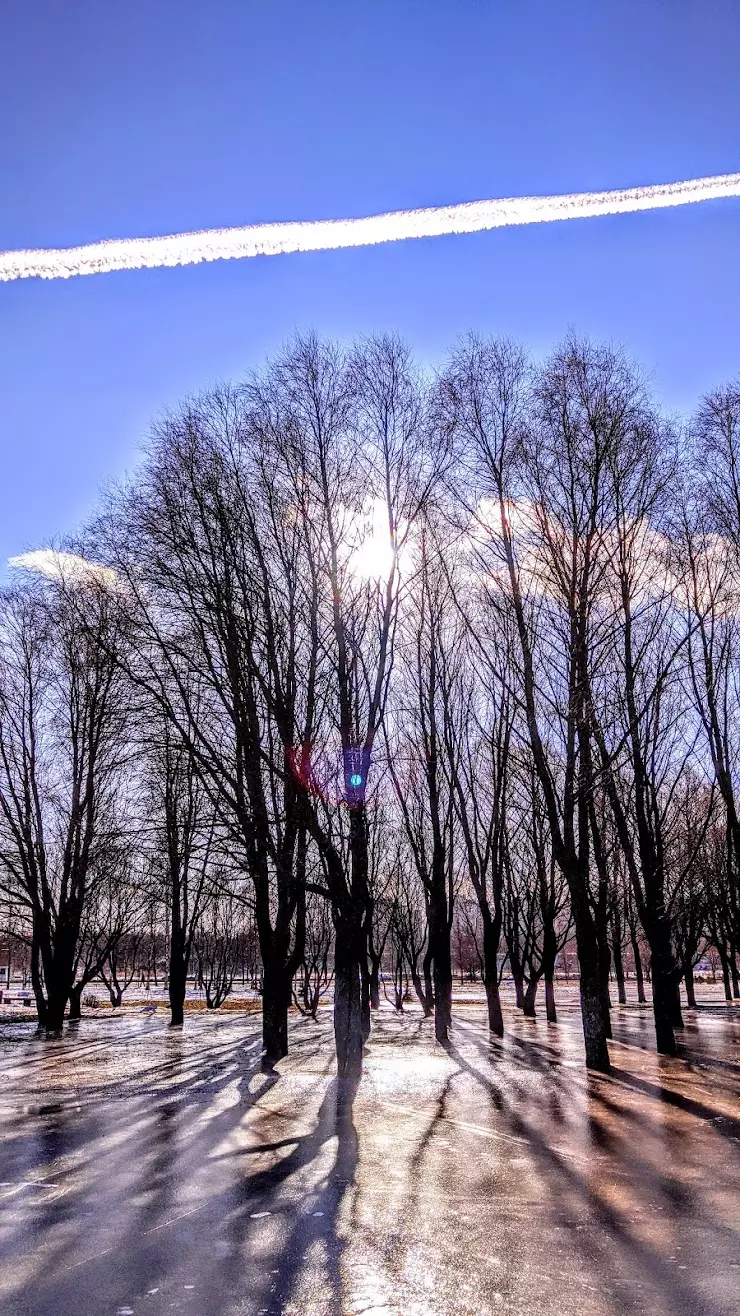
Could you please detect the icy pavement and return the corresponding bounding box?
[0,989,738,1316]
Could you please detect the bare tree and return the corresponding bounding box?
[441,335,612,1070]
[0,573,129,1031]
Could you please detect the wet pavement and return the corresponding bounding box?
[0,988,738,1316]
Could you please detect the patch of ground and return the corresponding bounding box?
[0,986,738,1315]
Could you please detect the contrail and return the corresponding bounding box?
[2,172,739,282]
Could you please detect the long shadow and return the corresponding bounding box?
[438,1036,727,1316]
[604,1064,740,1141]
[0,1015,360,1316]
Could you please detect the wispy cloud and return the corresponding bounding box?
[8,550,118,589]
[2,172,739,282]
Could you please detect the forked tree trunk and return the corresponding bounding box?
[68,984,83,1020]
[522,976,539,1017]
[410,966,433,1015]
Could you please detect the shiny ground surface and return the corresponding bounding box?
[0,989,738,1316]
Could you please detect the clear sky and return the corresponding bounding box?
[1,0,739,570]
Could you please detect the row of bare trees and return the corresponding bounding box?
[1,332,738,1077]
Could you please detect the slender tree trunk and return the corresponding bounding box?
[544,975,557,1023]
[541,926,558,1023]
[360,959,371,1043]
[369,953,381,1010]
[421,946,434,1018]
[429,883,452,1045]
[613,938,627,1005]
[718,943,733,1001]
[597,927,613,1038]
[482,915,504,1037]
[168,929,187,1028]
[630,931,647,1002]
[683,959,697,1009]
[30,925,47,1028]
[333,907,364,1082]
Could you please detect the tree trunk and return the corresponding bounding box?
[360,960,372,1043]
[30,927,47,1029]
[597,927,613,1038]
[572,898,611,1071]
[482,916,504,1037]
[540,926,558,1023]
[649,927,681,1055]
[613,937,627,1005]
[631,932,647,1003]
[683,959,697,1010]
[44,936,76,1033]
[422,947,434,1018]
[333,909,364,1082]
[429,886,452,1045]
[44,983,68,1033]
[168,935,187,1028]
[544,975,557,1023]
[522,976,539,1018]
[68,983,83,1020]
[511,962,525,1010]
[368,953,381,1010]
[261,961,290,1067]
[718,944,733,1001]
[579,976,610,1071]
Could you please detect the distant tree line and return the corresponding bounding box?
[1,333,738,1077]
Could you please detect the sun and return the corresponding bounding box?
[346,497,398,582]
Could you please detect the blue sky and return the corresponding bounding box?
[1,0,739,569]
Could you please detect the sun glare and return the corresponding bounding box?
[346,498,399,582]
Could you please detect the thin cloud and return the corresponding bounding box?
[8,550,118,589]
[1,172,739,282]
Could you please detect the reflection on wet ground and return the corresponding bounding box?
[0,987,738,1315]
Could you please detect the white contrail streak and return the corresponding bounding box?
[2,172,739,282]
